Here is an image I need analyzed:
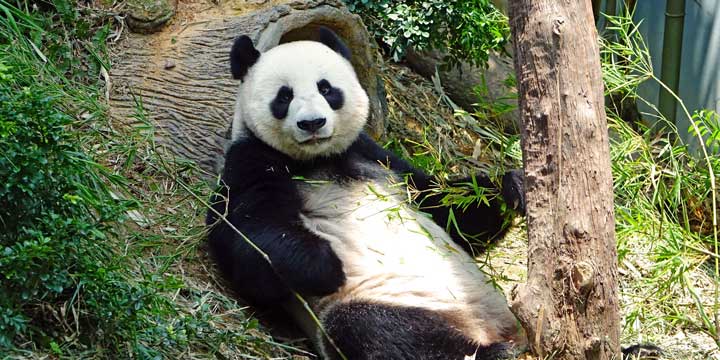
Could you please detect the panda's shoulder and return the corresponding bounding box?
[345,132,385,159]
[326,133,392,180]
[225,134,290,163]
[221,135,294,183]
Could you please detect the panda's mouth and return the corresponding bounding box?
[298,136,332,145]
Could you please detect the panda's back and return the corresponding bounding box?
[296,156,519,346]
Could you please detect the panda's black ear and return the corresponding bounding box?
[318,27,351,61]
[230,35,260,81]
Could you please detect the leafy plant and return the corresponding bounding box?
[0,0,295,357]
[692,110,720,155]
[345,0,509,68]
[0,81,120,347]
[593,11,720,348]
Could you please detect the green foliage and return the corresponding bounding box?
[596,11,720,347]
[0,1,133,349]
[609,110,720,342]
[0,1,293,358]
[692,110,720,155]
[0,83,122,347]
[344,0,509,68]
[599,13,653,96]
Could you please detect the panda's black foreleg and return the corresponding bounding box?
[417,170,525,253]
[207,203,346,304]
[320,301,516,360]
[206,139,346,305]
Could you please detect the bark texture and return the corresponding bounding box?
[110,0,384,173]
[508,1,620,359]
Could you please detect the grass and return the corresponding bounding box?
[599,12,719,354]
[0,1,298,358]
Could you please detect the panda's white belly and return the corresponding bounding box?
[297,176,519,345]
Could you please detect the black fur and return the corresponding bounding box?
[206,135,346,305]
[321,301,516,360]
[621,344,662,359]
[207,131,523,305]
[230,35,260,81]
[270,86,293,119]
[318,26,352,60]
[317,79,345,110]
[502,168,525,211]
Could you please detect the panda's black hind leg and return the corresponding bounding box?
[622,344,662,359]
[320,301,515,360]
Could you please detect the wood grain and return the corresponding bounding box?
[110,0,384,173]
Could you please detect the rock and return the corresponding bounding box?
[163,59,175,69]
[110,0,385,173]
[125,0,175,34]
[404,48,520,133]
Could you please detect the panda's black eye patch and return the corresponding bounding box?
[270,86,293,119]
[317,79,344,110]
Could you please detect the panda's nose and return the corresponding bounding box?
[297,118,326,133]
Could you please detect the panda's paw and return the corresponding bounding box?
[621,344,662,359]
[501,169,526,215]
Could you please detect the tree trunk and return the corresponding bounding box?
[507,1,621,359]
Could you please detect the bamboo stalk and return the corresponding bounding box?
[592,0,602,22]
[605,0,617,17]
[658,0,686,126]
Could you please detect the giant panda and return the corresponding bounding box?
[206,27,528,360]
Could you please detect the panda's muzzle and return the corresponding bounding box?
[297,117,326,133]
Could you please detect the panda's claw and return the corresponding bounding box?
[501,169,526,215]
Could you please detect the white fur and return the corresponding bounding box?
[232,41,369,160]
[296,168,523,347]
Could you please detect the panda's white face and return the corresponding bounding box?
[236,41,369,160]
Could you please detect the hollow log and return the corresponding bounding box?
[110,0,385,173]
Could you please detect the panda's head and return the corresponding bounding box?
[230,28,369,160]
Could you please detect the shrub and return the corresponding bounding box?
[4,52,159,345]
[0,1,291,357]
[345,0,510,68]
